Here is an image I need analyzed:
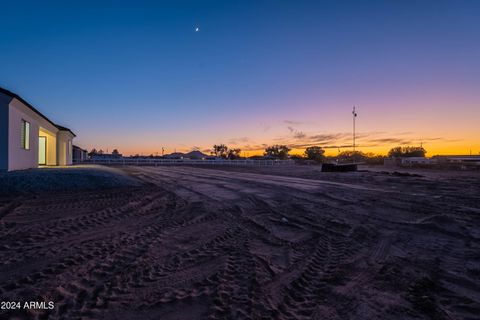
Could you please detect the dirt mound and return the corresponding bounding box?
[0,165,140,196]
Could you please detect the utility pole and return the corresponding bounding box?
[352,106,357,152]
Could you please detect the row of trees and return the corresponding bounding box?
[88,144,426,163]
[189,143,426,162]
[264,145,291,159]
[88,148,120,157]
[262,145,426,163]
[263,145,326,161]
[225,144,321,161]
[211,144,294,160]
[212,144,242,159]
[387,146,426,158]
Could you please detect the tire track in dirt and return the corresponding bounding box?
[0,188,173,269]
[1,166,479,320]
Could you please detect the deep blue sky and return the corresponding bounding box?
[1,1,479,155]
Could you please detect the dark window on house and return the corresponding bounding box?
[21,120,30,150]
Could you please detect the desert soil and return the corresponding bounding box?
[0,165,479,320]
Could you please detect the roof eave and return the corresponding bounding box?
[0,86,76,137]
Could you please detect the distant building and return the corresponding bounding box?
[384,155,480,170]
[432,155,480,170]
[385,157,438,167]
[73,145,88,163]
[184,150,209,159]
[0,87,75,171]
[401,157,438,166]
[163,152,185,159]
[432,155,480,163]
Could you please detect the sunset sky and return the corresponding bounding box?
[1,1,479,156]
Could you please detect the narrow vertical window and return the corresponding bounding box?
[21,120,30,150]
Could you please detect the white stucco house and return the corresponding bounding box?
[0,86,75,171]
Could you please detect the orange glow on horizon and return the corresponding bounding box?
[102,142,480,158]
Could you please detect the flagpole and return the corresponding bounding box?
[353,106,356,153]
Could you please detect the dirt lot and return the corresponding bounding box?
[0,165,479,319]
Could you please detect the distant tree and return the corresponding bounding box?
[337,151,366,163]
[98,149,104,155]
[264,145,291,160]
[404,146,427,157]
[363,152,386,165]
[112,149,120,156]
[304,146,325,162]
[212,144,229,158]
[227,148,242,160]
[388,147,403,158]
[88,148,97,157]
[388,146,426,158]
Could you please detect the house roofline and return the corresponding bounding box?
[73,145,88,152]
[55,125,76,137]
[0,86,76,137]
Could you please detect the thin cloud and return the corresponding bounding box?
[284,120,304,125]
[294,131,306,139]
[307,133,351,142]
[283,120,315,125]
[287,126,308,140]
[228,137,250,145]
[259,122,271,132]
[367,138,412,144]
[287,142,353,149]
[227,131,449,153]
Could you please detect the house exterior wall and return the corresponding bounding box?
[0,93,10,171]
[8,99,39,171]
[8,98,59,171]
[57,130,74,166]
[73,146,87,162]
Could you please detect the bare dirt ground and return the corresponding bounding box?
[0,165,479,320]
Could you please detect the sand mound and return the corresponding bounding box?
[0,165,140,196]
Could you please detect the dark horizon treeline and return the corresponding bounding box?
[86,144,427,164]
